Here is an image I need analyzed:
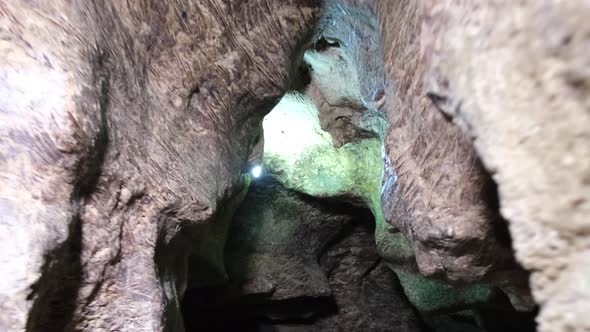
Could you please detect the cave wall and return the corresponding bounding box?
[0,0,588,331]
[373,0,589,330]
[420,1,590,331]
[372,0,530,303]
[0,1,320,330]
[223,180,427,331]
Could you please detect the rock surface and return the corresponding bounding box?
[0,0,320,330]
[375,0,523,284]
[1,0,587,330]
[184,179,428,331]
[185,177,531,331]
[421,1,590,331]
[367,0,533,311]
[316,224,427,331]
[224,178,355,302]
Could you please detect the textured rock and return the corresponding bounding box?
[3,0,586,330]
[262,2,387,216]
[376,232,514,317]
[421,1,590,331]
[182,5,421,328]
[0,0,320,330]
[187,177,527,332]
[224,178,356,302]
[365,0,533,311]
[210,1,536,329]
[304,2,386,148]
[263,93,384,211]
[316,224,426,331]
[184,179,427,331]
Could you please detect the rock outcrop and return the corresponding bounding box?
[183,178,427,331]
[0,0,320,330]
[420,1,590,330]
[186,3,531,329]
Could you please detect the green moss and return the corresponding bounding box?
[375,229,495,313]
[395,270,494,313]
[275,140,381,198]
[375,231,415,263]
[262,93,383,221]
[261,91,496,314]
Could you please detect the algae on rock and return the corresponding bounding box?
[262,93,385,224]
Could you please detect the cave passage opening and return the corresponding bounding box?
[180,4,396,328]
[180,2,536,331]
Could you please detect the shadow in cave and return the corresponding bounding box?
[180,177,359,331]
[180,184,537,332]
[25,74,110,331]
[182,289,338,332]
[179,107,537,332]
[25,214,83,332]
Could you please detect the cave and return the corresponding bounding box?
[1,1,588,332]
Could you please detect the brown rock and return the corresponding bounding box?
[304,2,387,148]
[0,0,320,330]
[316,224,426,332]
[367,0,531,304]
